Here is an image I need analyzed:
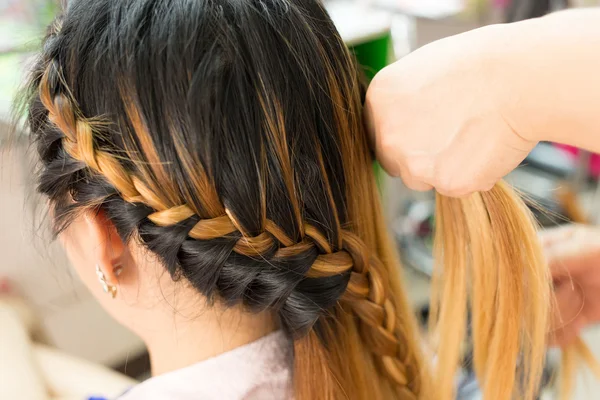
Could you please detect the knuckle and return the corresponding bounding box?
[433,164,494,197]
[482,182,496,192]
[400,169,433,192]
[432,170,454,195]
[405,180,432,192]
[433,174,471,198]
[404,162,424,181]
[378,131,398,156]
[405,156,434,182]
[378,157,402,178]
[436,187,463,198]
[377,140,405,178]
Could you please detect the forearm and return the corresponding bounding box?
[496,9,600,151]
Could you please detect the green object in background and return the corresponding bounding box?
[372,161,386,193]
[349,33,392,81]
[348,33,393,190]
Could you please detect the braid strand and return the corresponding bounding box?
[39,60,418,397]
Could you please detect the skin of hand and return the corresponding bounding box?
[364,24,538,197]
[366,9,600,197]
[541,224,600,347]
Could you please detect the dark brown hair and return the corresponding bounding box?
[24,0,426,398]
[23,0,556,399]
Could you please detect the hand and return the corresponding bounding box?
[541,225,600,347]
[365,25,538,197]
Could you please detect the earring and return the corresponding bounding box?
[95,264,117,299]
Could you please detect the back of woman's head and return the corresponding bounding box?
[25,0,560,399]
[25,0,427,399]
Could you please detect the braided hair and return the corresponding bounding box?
[25,1,555,399]
[25,0,427,398]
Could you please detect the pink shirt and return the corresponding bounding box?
[119,331,292,400]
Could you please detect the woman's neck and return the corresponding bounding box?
[140,297,277,376]
[113,252,279,377]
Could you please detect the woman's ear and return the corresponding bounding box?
[85,209,127,285]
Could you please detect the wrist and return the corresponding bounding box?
[482,20,549,143]
[489,10,600,148]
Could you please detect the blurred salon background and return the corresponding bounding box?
[2,1,600,399]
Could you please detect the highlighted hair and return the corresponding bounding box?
[22,0,586,399]
[432,185,549,400]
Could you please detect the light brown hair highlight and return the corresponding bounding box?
[24,1,575,399]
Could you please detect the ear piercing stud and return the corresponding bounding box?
[95,264,117,299]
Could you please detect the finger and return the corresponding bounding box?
[374,143,405,178]
[393,158,434,192]
[399,171,434,192]
[377,155,434,192]
[433,186,475,198]
[430,169,495,198]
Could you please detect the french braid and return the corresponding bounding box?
[36,55,421,397]
[26,2,582,399]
